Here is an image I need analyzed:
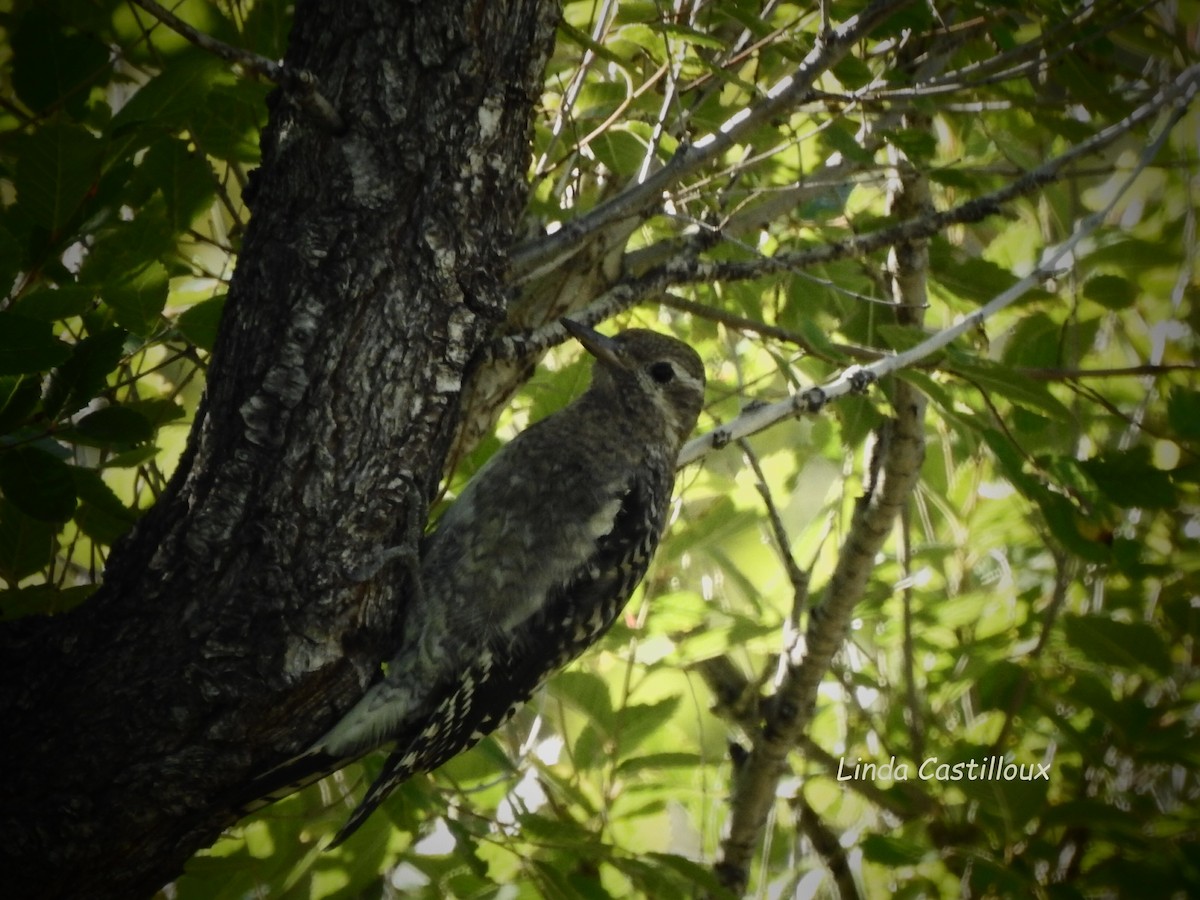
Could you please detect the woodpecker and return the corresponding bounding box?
[244,321,705,845]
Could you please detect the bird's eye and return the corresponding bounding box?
[649,361,675,384]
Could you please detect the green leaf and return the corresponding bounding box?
[188,81,271,163]
[875,323,939,354]
[1087,235,1177,270]
[927,166,982,189]
[592,130,649,178]
[1079,447,1176,510]
[1043,799,1149,834]
[965,856,1038,897]
[883,128,938,161]
[978,427,1039,494]
[71,466,139,521]
[72,406,154,446]
[101,446,161,469]
[931,238,1058,307]
[819,120,875,164]
[82,208,176,285]
[0,376,42,434]
[109,52,227,136]
[0,221,25,304]
[178,295,227,351]
[558,21,626,66]
[240,0,292,59]
[644,853,736,899]
[620,854,725,897]
[948,351,1074,422]
[124,398,186,428]
[657,22,726,50]
[0,446,78,523]
[1037,489,1112,563]
[73,498,137,545]
[0,585,94,620]
[10,285,97,321]
[832,55,875,90]
[550,670,614,733]
[1167,388,1200,442]
[436,735,516,784]
[44,328,128,418]
[1001,312,1064,369]
[861,833,927,866]
[517,812,604,850]
[615,697,681,755]
[1083,273,1137,310]
[104,262,169,336]
[1056,54,1130,118]
[11,10,111,116]
[975,659,1025,711]
[0,313,72,376]
[0,498,59,582]
[930,243,1022,304]
[1063,614,1172,676]
[14,123,103,232]
[614,752,702,776]
[141,138,216,230]
[897,369,978,440]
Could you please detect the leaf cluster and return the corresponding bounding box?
[0,0,274,605]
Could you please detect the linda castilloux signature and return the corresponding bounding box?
[836,755,1051,783]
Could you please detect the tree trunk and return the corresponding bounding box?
[0,1,558,896]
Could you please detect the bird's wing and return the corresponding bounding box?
[327,464,673,846]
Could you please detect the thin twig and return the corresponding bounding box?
[738,440,809,609]
[1021,363,1200,380]
[510,0,916,280]
[660,293,881,365]
[663,64,1199,292]
[899,502,924,760]
[675,80,1197,468]
[988,552,1076,754]
[491,64,1199,374]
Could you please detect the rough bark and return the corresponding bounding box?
[0,1,558,897]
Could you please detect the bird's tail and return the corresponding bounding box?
[325,758,405,847]
[235,746,349,816]
[324,741,431,847]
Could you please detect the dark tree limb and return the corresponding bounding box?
[0,2,558,897]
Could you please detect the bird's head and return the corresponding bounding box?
[563,320,706,449]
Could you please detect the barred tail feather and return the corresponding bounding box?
[326,769,402,848]
[326,737,436,846]
[237,747,348,815]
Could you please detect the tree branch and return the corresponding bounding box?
[128,0,345,131]
[487,61,1198,384]
[676,80,1195,469]
[714,86,933,893]
[794,793,861,900]
[509,0,916,280]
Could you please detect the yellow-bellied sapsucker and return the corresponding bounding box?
[244,321,705,844]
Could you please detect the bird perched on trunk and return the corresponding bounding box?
[243,321,705,845]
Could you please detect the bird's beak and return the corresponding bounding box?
[562,319,625,370]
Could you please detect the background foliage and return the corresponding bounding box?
[1,0,1198,897]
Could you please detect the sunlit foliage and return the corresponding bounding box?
[1,1,1197,896]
